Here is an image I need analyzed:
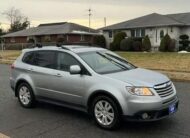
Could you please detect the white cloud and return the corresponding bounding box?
[0,0,190,29]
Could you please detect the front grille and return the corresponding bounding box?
[154,81,174,98]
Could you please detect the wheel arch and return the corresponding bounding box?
[87,90,123,115]
[15,79,33,97]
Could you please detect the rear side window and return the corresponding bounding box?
[22,52,35,65]
[35,51,56,69]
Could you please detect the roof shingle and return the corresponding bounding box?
[2,22,98,38]
[100,13,190,31]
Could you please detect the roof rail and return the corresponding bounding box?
[36,43,43,48]
[56,43,70,50]
[56,43,62,47]
[61,46,71,51]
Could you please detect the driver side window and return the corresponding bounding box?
[56,52,80,72]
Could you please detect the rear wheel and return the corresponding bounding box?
[91,95,121,130]
[17,83,35,108]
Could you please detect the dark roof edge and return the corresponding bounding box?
[101,24,188,31]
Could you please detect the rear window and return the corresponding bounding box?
[22,51,56,69]
[35,51,56,69]
[22,52,35,65]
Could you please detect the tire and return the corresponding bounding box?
[91,95,121,130]
[17,83,35,108]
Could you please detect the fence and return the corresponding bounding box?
[1,42,97,51]
[1,42,62,50]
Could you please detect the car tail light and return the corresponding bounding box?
[11,64,15,69]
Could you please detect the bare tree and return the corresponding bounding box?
[2,7,30,32]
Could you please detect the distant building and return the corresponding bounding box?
[100,12,190,51]
[2,22,100,49]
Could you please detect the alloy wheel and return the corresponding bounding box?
[94,100,115,126]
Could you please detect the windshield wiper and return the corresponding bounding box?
[97,52,128,70]
[105,53,137,68]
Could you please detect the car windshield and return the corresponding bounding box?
[78,50,136,74]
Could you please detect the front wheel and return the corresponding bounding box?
[92,96,121,130]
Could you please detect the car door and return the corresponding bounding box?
[49,51,87,105]
[28,50,58,98]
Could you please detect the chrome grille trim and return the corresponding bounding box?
[154,81,174,98]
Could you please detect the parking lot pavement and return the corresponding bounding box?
[0,64,190,138]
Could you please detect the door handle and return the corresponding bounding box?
[54,73,62,77]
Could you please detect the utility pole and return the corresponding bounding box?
[88,8,92,32]
[104,17,107,27]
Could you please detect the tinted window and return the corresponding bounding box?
[22,52,35,65]
[57,52,80,72]
[35,51,56,69]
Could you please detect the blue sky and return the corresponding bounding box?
[0,0,190,29]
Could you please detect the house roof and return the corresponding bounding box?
[100,12,190,31]
[167,12,190,25]
[2,22,98,38]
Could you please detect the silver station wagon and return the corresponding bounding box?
[10,45,179,129]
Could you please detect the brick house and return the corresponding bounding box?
[2,22,100,49]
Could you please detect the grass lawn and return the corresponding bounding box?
[0,50,21,64]
[117,52,190,73]
[0,50,190,81]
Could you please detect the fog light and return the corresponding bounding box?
[142,113,149,119]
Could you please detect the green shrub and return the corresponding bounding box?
[187,46,190,52]
[111,32,126,51]
[168,39,176,52]
[110,42,116,51]
[179,34,190,51]
[120,37,134,51]
[27,38,35,43]
[93,35,106,48]
[159,34,171,52]
[179,34,189,40]
[142,35,151,51]
[132,41,142,51]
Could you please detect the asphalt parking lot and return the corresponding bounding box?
[0,64,190,138]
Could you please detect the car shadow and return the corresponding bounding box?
[35,101,177,134]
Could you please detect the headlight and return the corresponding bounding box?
[126,87,154,96]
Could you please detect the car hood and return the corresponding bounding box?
[105,68,169,87]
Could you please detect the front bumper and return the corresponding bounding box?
[123,98,179,121]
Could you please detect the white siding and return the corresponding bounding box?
[146,27,181,51]
[181,27,190,37]
[103,31,113,49]
[102,26,185,51]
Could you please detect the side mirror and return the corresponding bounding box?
[70,65,81,75]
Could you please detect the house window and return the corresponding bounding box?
[141,29,145,37]
[131,29,145,37]
[10,37,15,43]
[160,30,164,39]
[108,31,113,38]
[131,30,135,37]
[136,29,141,37]
[81,35,85,41]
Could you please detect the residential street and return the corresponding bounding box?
[0,64,190,138]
